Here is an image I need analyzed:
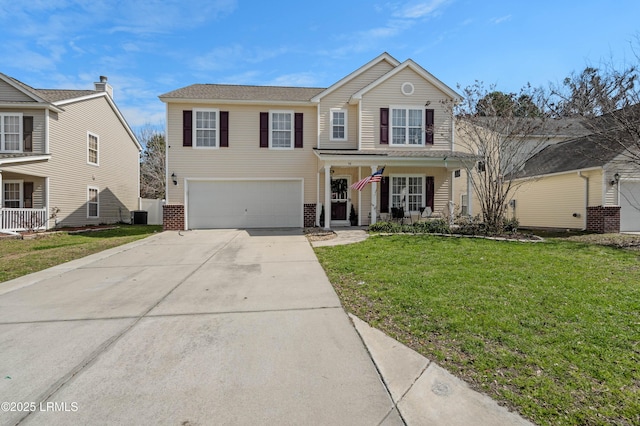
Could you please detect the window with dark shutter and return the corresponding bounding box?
[183,110,192,147]
[425,109,434,145]
[380,108,389,144]
[426,176,435,210]
[259,112,269,148]
[294,113,303,148]
[23,116,33,152]
[220,111,229,147]
[23,182,34,208]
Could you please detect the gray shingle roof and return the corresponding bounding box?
[512,133,625,179]
[159,84,325,102]
[1,72,99,103]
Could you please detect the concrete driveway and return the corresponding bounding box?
[0,229,402,425]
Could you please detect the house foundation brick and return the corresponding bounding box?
[586,206,620,233]
[163,204,185,231]
[304,203,316,227]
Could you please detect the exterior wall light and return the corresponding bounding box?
[171,172,177,185]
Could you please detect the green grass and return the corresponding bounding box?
[0,225,162,283]
[315,235,640,426]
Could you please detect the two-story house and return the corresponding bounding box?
[0,73,141,234]
[160,53,475,230]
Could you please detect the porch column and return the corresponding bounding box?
[370,165,378,225]
[0,170,3,207]
[324,165,331,230]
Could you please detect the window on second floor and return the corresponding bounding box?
[87,132,99,165]
[194,109,218,148]
[391,107,424,146]
[1,113,22,152]
[270,111,293,149]
[330,109,347,141]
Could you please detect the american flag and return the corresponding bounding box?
[350,167,385,191]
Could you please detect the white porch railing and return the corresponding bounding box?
[1,208,48,232]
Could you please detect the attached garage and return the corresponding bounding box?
[620,180,640,232]
[186,179,303,229]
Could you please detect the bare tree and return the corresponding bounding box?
[138,125,166,199]
[452,82,555,233]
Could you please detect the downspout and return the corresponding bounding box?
[578,171,589,230]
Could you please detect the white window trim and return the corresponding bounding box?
[87,131,99,166]
[390,105,425,146]
[0,112,23,153]
[389,175,426,213]
[269,110,294,150]
[193,108,219,149]
[329,108,348,141]
[3,180,23,208]
[87,186,99,218]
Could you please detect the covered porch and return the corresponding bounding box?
[0,170,49,234]
[314,149,475,230]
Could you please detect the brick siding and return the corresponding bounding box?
[304,203,316,227]
[163,204,185,231]
[586,206,620,233]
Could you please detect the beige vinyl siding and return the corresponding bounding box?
[0,80,35,102]
[0,109,46,154]
[512,170,603,229]
[360,67,453,150]
[319,60,395,150]
[167,102,319,206]
[6,96,140,227]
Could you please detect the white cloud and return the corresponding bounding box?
[268,72,320,87]
[393,0,451,19]
[491,15,512,24]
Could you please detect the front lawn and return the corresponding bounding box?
[314,235,640,426]
[0,225,162,283]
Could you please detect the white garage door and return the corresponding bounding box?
[620,181,640,232]
[187,180,303,229]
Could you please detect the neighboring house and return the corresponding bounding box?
[0,73,142,234]
[159,53,477,230]
[507,131,640,232]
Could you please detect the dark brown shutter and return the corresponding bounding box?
[183,110,192,147]
[380,108,389,144]
[294,113,303,148]
[259,112,269,148]
[425,109,434,145]
[23,116,33,152]
[23,182,34,208]
[426,176,434,210]
[380,177,389,213]
[220,111,229,147]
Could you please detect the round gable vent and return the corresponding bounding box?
[401,82,414,96]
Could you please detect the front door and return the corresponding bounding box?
[331,178,348,221]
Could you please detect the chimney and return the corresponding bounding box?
[94,75,113,98]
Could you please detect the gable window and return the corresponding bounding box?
[87,132,99,165]
[391,107,423,145]
[87,187,99,218]
[1,113,22,152]
[390,176,424,212]
[194,109,218,148]
[270,111,293,149]
[330,109,347,141]
[3,181,22,208]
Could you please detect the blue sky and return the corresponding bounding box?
[1,0,639,133]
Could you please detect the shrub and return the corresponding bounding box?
[368,220,451,234]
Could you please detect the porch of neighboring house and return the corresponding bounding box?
[314,150,473,230]
[0,171,48,234]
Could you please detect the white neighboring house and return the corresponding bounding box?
[0,73,142,234]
